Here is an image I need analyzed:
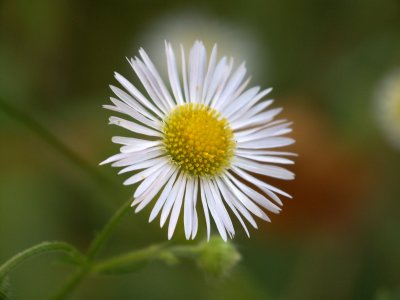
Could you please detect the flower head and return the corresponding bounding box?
[102,41,295,241]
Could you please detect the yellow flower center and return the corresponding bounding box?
[163,103,235,176]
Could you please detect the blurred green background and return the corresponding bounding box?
[1,0,400,299]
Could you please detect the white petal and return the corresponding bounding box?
[230,77,251,104]
[236,153,294,165]
[149,168,179,222]
[204,57,228,106]
[222,86,260,119]
[229,88,273,122]
[104,97,161,130]
[180,45,190,103]
[132,164,174,211]
[191,178,199,239]
[234,157,295,180]
[234,120,291,140]
[237,137,295,149]
[237,99,276,121]
[199,181,211,241]
[168,175,187,239]
[160,173,184,227]
[120,156,166,175]
[214,62,247,112]
[215,177,251,237]
[200,44,217,104]
[100,152,130,165]
[221,176,270,222]
[135,166,174,213]
[231,108,282,131]
[209,179,235,238]
[112,147,163,168]
[123,159,168,186]
[134,163,174,198]
[235,148,297,157]
[128,58,169,113]
[111,79,162,121]
[138,48,175,109]
[226,172,281,214]
[188,41,206,103]
[209,57,234,109]
[218,77,251,115]
[217,178,258,229]
[109,116,162,137]
[119,141,161,153]
[184,177,194,239]
[236,123,293,143]
[231,165,291,201]
[202,178,228,241]
[165,42,184,105]
[112,136,156,146]
[132,58,171,112]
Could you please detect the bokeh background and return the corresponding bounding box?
[1,0,400,299]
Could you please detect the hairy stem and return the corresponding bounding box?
[0,242,82,280]
[91,243,199,275]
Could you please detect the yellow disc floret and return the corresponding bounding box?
[163,103,235,176]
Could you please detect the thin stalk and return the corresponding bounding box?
[91,243,199,275]
[0,242,82,280]
[91,244,164,274]
[0,98,119,193]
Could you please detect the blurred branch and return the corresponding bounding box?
[0,98,119,194]
[0,241,83,280]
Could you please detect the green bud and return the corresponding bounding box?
[196,236,241,277]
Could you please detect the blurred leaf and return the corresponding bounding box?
[374,288,400,300]
[0,276,12,300]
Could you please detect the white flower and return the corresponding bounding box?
[375,69,400,150]
[139,10,264,80]
[102,41,295,241]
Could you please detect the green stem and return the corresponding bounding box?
[91,244,200,275]
[86,198,132,260]
[0,98,119,193]
[0,241,82,280]
[168,245,200,257]
[51,198,132,299]
[92,244,164,274]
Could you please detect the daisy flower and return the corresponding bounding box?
[102,41,295,241]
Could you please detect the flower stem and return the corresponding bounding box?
[90,243,201,275]
[0,98,119,194]
[91,244,165,274]
[50,198,132,299]
[0,241,82,280]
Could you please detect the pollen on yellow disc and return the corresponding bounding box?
[163,103,235,176]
